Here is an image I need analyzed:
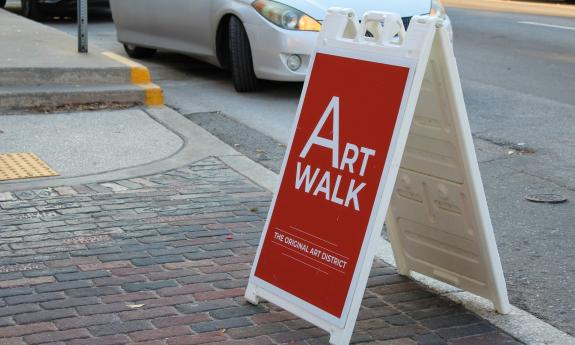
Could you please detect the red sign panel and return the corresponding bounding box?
[254,53,410,318]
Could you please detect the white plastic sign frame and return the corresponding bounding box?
[246,8,509,345]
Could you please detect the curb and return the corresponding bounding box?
[0,8,161,111]
[101,52,164,106]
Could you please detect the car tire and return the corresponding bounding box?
[123,44,157,59]
[0,0,6,8]
[229,16,260,92]
[21,0,43,21]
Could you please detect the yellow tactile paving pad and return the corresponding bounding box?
[0,153,59,181]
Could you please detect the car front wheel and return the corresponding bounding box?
[123,44,157,59]
[21,0,43,20]
[228,16,260,92]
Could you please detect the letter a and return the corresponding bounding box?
[299,97,340,169]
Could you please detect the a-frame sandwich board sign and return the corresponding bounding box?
[246,8,510,345]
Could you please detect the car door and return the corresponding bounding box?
[111,0,175,50]
[155,0,214,57]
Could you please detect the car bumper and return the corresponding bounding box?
[244,20,316,82]
[244,14,453,82]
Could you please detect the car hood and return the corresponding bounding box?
[279,0,431,20]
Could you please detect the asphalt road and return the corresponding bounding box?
[6,1,574,336]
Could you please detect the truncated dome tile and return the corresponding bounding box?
[0,153,59,181]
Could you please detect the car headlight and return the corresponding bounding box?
[430,0,447,19]
[252,0,321,31]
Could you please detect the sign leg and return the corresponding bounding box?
[385,213,410,276]
[493,292,511,314]
[329,326,353,345]
[244,283,260,305]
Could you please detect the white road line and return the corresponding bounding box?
[518,21,575,31]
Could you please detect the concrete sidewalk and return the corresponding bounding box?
[0,109,182,181]
[0,9,162,112]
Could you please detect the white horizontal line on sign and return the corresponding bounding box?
[277,227,350,260]
[273,239,346,274]
[517,21,575,31]
[289,225,338,247]
[283,253,328,275]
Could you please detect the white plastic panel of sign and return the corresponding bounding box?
[386,26,510,313]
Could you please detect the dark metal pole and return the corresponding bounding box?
[77,0,88,53]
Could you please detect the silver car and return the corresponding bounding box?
[110,0,451,92]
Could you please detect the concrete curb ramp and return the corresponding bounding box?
[0,9,163,112]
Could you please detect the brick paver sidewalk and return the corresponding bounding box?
[0,158,523,345]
